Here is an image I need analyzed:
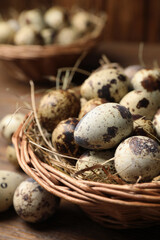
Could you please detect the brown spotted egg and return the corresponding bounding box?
[131,68,160,92]
[153,108,160,138]
[76,149,115,178]
[133,117,157,140]
[79,98,107,119]
[0,170,24,212]
[74,103,133,150]
[114,136,160,183]
[80,69,128,102]
[38,89,80,132]
[120,90,160,120]
[52,117,82,157]
[13,178,60,223]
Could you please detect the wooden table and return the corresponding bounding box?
[0,42,160,240]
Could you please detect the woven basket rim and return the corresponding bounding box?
[0,13,106,60]
[12,112,160,229]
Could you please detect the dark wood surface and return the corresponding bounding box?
[1,0,160,42]
[0,42,160,239]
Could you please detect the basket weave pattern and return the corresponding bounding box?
[12,113,160,229]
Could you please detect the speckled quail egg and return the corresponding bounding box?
[13,178,60,223]
[44,6,66,30]
[124,64,144,89]
[0,22,15,44]
[94,62,124,73]
[79,97,107,119]
[133,117,157,140]
[38,89,80,132]
[80,69,128,102]
[40,28,56,45]
[19,9,45,32]
[0,170,24,212]
[14,26,42,45]
[153,108,160,138]
[76,149,115,178]
[74,103,133,150]
[0,113,25,143]
[120,90,160,120]
[114,136,160,183]
[56,27,78,45]
[71,10,94,34]
[6,144,19,168]
[52,117,82,157]
[131,68,160,92]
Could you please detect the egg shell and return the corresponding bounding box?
[13,178,60,223]
[133,118,157,140]
[79,98,107,119]
[114,136,160,183]
[93,62,124,73]
[0,113,25,143]
[153,108,160,138]
[80,69,128,102]
[76,149,115,178]
[6,144,19,168]
[56,27,78,45]
[131,68,160,92]
[0,22,15,44]
[44,7,66,30]
[74,103,133,150]
[120,90,160,120]
[0,170,24,212]
[38,89,80,132]
[124,65,144,89]
[52,117,82,157]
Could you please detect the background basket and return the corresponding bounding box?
[12,113,160,229]
[0,11,106,83]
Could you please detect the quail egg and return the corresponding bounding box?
[74,102,133,150]
[6,144,19,168]
[0,22,14,44]
[44,6,66,30]
[40,28,56,45]
[18,9,45,32]
[56,27,78,45]
[76,149,115,178]
[79,97,107,119]
[38,89,80,132]
[80,69,128,102]
[114,136,160,183]
[133,117,157,140]
[0,113,25,143]
[124,64,144,89]
[120,90,160,120]
[52,117,82,157]
[131,68,160,92]
[153,108,160,138]
[0,170,24,212]
[14,25,42,45]
[13,178,60,223]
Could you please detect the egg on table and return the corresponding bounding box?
[13,178,60,223]
[0,113,25,143]
[120,90,160,120]
[74,103,133,150]
[80,69,128,102]
[114,136,160,183]
[38,89,80,132]
[0,170,24,212]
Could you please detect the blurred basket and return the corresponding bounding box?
[12,112,160,229]
[0,12,106,83]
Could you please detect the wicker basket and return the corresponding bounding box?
[0,13,106,83]
[12,112,160,229]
